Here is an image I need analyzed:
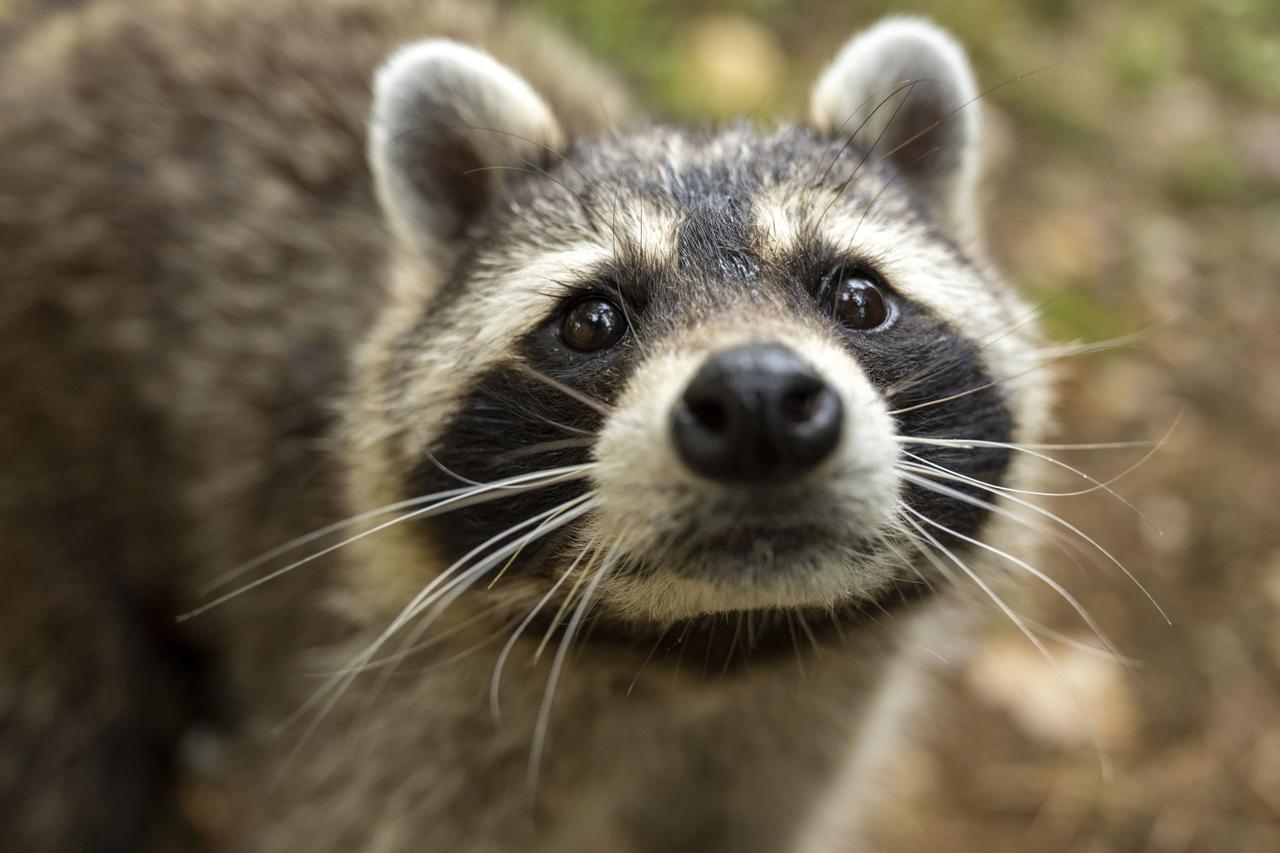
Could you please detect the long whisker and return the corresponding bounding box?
[882,293,1063,400]
[280,496,600,760]
[364,495,598,723]
[898,509,1112,778]
[507,359,612,416]
[811,79,918,187]
[897,434,1160,531]
[817,79,923,228]
[1025,617,1143,667]
[898,467,1169,624]
[902,436,1162,501]
[197,481,500,596]
[901,460,1119,582]
[422,450,486,487]
[391,496,598,645]
[489,538,596,724]
[887,321,1177,413]
[312,602,508,677]
[869,66,1050,175]
[179,464,594,620]
[527,549,618,797]
[899,477,1124,662]
[491,437,595,465]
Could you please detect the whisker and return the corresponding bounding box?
[886,320,1178,414]
[489,539,596,724]
[507,359,612,416]
[1025,618,1143,668]
[813,79,924,192]
[384,495,598,658]
[422,450,485,487]
[898,509,1112,778]
[785,611,807,682]
[869,66,1051,175]
[311,602,507,677]
[363,495,599,721]
[898,467,1169,625]
[277,495,600,773]
[179,464,594,620]
[882,293,1061,400]
[813,79,934,188]
[486,495,593,591]
[286,494,596,721]
[197,482,483,596]
[719,613,745,678]
[527,549,618,797]
[490,437,595,465]
[817,79,922,228]
[902,440,1160,502]
[899,479,1124,663]
[533,546,605,663]
[627,623,671,697]
[897,434,1162,532]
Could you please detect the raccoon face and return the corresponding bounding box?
[356,20,1048,647]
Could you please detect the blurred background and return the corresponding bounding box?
[513,1,1280,851]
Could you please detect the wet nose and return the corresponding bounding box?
[671,344,844,484]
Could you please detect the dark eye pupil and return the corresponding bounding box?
[832,277,888,330]
[562,298,626,351]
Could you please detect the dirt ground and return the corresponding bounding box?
[525,1,1280,850]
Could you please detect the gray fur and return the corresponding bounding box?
[0,3,1050,852]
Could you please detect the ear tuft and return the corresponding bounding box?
[811,17,981,236]
[369,40,565,260]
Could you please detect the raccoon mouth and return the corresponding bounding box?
[531,576,934,673]
[661,495,879,560]
[669,520,855,561]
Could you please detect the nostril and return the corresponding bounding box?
[688,397,729,433]
[673,344,843,484]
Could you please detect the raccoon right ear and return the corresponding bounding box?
[369,40,565,260]
[810,18,981,239]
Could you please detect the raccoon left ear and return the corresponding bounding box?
[369,40,565,261]
[810,18,981,237]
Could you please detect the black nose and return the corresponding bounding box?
[672,344,844,484]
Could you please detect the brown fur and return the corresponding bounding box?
[0,2,629,849]
[0,3,1047,852]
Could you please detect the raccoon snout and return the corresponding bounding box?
[671,344,843,484]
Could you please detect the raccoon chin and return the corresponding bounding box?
[528,544,933,673]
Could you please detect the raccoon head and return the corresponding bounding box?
[352,19,1050,657]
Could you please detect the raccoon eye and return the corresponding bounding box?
[561,297,627,352]
[829,275,890,330]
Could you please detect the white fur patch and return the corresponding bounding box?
[753,190,801,260]
[387,243,612,455]
[589,320,901,621]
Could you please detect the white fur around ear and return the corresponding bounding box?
[811,18,982,238]
[369,40,565,259]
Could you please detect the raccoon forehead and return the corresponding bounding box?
[472,122,1010,332]
[484,123,871,245]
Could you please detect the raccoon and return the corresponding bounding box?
[0,1,1053,851]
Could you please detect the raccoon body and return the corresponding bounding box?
[0,2,1052,851]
